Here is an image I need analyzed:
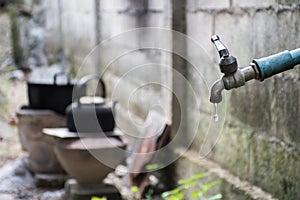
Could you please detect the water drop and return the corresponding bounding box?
[213,103,219,122]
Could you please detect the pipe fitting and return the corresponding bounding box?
[223,69,245,90]
[209,65,257,104]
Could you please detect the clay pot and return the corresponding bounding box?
[54,136,126,185]
[17,108,66,174]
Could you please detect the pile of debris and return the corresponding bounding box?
[0,157,64,200]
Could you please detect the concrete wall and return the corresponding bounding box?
[13,0,172,134]
[12,0,300,199]
[96,0,172,136]
[183,0,300,199]
[45,0,98,71]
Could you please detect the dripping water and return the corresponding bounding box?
[213,103,219,122]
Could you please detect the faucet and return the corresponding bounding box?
[210,35,300,104]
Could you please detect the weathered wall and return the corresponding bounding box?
[12,0,172,134]
[96,0,172,136]
[183,0,300,199]
[45,0,98,72]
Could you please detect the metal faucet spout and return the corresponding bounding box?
[210,79,225,104]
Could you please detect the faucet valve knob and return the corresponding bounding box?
[211,35,229,58]
[211,35,238,75]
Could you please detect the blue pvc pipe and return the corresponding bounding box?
[291,48,300,66]
[253,48,300,81]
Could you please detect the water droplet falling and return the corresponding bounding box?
[213,103,219,122]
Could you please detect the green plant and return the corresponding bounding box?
[131,186,139,193]
[161,173,222,200]
[91,196,107,200]
[145,188,154,200]
[145,163,165,171]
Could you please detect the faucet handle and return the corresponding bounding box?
[211,35,238,75]
[211,35,229,58]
